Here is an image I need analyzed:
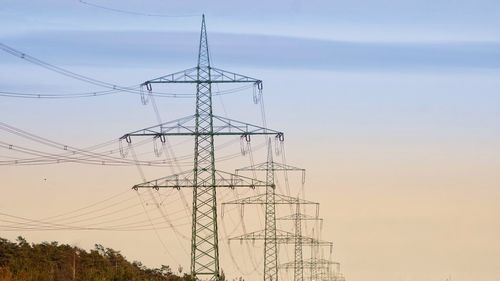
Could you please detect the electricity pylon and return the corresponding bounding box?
[280,259,339,281]
[279,240,345,281]
[222,140,312,281]
[304,226,339,281]
[279,234,337,281]
[228,229,332,281]
[122,15,283,281]
[226,196,330,281]
[309,232,322,281]
[276,204,324,281]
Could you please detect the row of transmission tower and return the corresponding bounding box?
[120,15,346,281]
[223,142,344,281]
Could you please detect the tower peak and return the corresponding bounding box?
[198,14,210,68]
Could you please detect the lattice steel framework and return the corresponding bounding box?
[280,259,340,281]
[223,140,307,281]
[228,229,332,281]
[122,15,282,281]
[277,205,324,281]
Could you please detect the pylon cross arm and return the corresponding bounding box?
[274,194,318,205]
[222,194,269,205]
[228,229,272,241]
[279,258,338,270]
[222,193,318,206]
[301,240,334,247]
[276,213,322,221]
[132,169,267,190]
[121,115,283,139]
[236,161,305,172]
[279,262,329,269]
[228,229,329,244]
[142,67,198,84]
[279,262,316,269]
[142,66,262,87]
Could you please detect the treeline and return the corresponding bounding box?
[0,236,191,281]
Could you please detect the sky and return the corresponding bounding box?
[1,1,500,281]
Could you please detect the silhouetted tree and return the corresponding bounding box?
[0,236,185,281]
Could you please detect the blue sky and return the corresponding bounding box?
[2,0,500,41]
[3,30,500,71]
[2,0,500,72]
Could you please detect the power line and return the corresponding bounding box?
[0,84,254,99]
[0,189,193,231]
[0,43,192,98]
[0,90,118,99]
[77,0,200,18]
[0,43,125,89]
[0,43,257,99]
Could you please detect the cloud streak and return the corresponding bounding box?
[2,31,500,71]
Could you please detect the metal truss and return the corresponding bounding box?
[132,169,267,190]
[222,142,314,281]
[280,259,341,281]
[143,67,263,87]
[123,15,282,281]
[276,204,324,281]
[228,229,332,248]
[121,115,283,139]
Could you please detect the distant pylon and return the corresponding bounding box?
[276,202,324,281]
[280,258,340,281]
[223,140,315,281]
[229,228,332,281]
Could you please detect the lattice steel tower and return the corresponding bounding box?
[276,203,325,281]
[122,15,282,280]
[223,142,305,281]
[228,225,332,281]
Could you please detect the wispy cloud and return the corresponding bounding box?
[2,31,500,71]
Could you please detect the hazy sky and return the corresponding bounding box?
[1,1,499,281]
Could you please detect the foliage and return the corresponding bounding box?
[0,236,191,281]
